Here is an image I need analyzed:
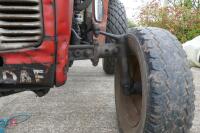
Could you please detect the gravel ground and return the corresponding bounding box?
[0,60,199,133]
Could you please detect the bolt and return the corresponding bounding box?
[74,50,82,57]
[84,50,92,57]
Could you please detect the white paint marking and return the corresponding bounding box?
[33,69,44,83]
[2,70,17,81]
[20,70,32,83]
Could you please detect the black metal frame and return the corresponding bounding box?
[69,28,142,96]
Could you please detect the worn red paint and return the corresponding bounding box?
[0,1,55,65]
[93,0,109,44]
[0,0,75,86]
[0,0,109,87]
[55,0,74,86]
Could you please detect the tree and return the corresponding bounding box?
[138,0,200,43]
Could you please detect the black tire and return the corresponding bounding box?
[102,0,128,75]
[115,27,195,133]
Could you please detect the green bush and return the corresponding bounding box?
[138,0,200,43]
[128,19,136,28]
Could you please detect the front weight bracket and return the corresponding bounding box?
[98,32,141,95]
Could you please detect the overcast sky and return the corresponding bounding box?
[120,0,164,20]
[120,0,148,20]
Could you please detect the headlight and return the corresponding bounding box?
[95,0,104,22]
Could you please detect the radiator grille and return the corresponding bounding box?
[0,0,43,51]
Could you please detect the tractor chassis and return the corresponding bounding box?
[0,30,142,97]
[69,30,142,96]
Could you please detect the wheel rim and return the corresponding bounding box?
[116,55,143,132]
[119,93,142,127]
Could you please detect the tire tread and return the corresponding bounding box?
[103,0,127,75]
[128,27,195,133]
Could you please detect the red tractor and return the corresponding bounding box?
[0,0,195,132]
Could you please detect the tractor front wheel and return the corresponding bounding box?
[115,27,195,133]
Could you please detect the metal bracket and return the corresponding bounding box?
[97,31,142,95]
[69,29,141,95]
[69,43,119,61]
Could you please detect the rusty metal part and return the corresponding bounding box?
[116,83,142,128]
[115,49,143,130]
[117,40,132,95]
[69,28,142,95]
[69,45,94,60]
[0,0,43,51]
[98,32,142,95]
[96,43,119,57]
[69,42,119,60]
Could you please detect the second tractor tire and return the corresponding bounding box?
[102,0,128,75]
